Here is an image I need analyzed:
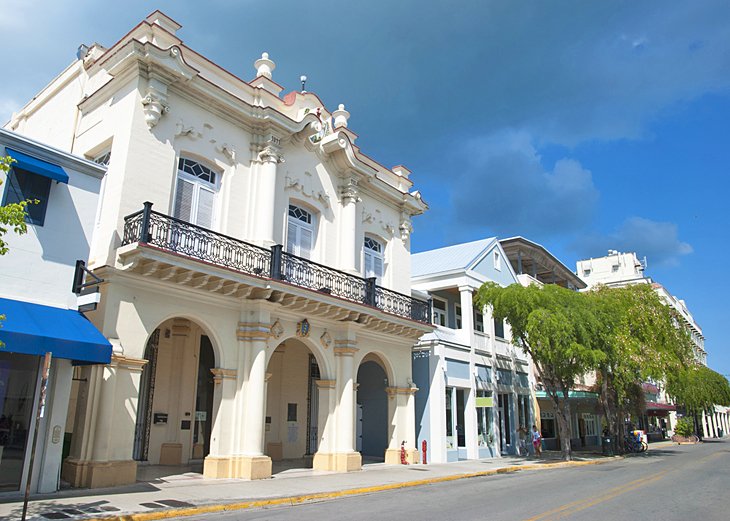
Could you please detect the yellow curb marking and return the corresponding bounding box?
[82,457,620,521]
[523,468,671,521]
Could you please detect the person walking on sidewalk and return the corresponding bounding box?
[532,424,542,457]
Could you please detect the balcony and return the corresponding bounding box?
[121,203,431,325]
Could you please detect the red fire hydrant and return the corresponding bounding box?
[422,439,427,465]
[400,441,409,465]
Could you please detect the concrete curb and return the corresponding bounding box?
[84,456,622,521]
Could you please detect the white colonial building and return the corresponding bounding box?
[6,11,432,488]
[0,129,111,494]
[411,238,534,462]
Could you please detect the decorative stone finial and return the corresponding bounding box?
[332,104,350,129]
[254,52,275,79]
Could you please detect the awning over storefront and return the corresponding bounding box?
[4,147,69,183]
[0,297,111,364]
[646,402,675,410]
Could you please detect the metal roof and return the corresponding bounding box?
[411,237,496,277]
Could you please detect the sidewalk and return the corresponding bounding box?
[0,452,619,521]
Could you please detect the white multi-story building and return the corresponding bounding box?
[411,238,533,462]
[7,11,432,488]
[0,129,111,494]
[577,250,728,438]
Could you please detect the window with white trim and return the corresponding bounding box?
[432,298,447,327]
[494,250,501,271]
[455,305,462,329]
[363,236,384,282]
[474,310,484,332]
[173,158,219,228]
[287,204,314,259]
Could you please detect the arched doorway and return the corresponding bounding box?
[265,338,322,469]
[133,318,217,468]
[357,360,388,462]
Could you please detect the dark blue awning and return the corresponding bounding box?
[0,298,111,364]
[5,147,69,183]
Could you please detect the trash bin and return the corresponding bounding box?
[602,436,614,456]
[719,428,724,438]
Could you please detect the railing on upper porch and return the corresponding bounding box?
[122,202,431,324]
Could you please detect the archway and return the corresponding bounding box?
[133,318,218,468]
[356,359,389,462]
[265,338,323,470]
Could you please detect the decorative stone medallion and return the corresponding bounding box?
[296,319,311,338]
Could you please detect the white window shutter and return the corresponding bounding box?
[300,227,313,259]
[196,187,215,228]
[364,250,373,278]
[287,220,298,254]
[373,255,384,281]
[174,178,194,222]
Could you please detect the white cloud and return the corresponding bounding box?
[573,217,693,267]
[450,130,599,238]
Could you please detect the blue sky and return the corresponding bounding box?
[1,1,728,376]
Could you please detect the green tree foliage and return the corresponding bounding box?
[476,282,605,460]
[668,365,730,415]
[674,417,694,437]
[1,155,30,255]
[587,284,694,448]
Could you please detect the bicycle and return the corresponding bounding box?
[623,435,648,453]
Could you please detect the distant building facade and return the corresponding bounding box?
[577,250,728,439]
[7,11,431,488]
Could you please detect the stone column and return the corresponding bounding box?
[312,379,337,471]
[458,286,474,347]
[333,340,361,471]
[203,368,237,478]
[384,387,419,464]
[256,140,284,247]
[339,178,360,274]
[237,321,272,479]
[62,355,147,489]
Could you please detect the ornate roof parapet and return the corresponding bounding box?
[332,104,350,129]
[251,52,284,96]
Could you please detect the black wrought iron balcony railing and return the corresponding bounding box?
[122,202,432,324]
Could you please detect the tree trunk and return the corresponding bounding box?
[554,391,573,461]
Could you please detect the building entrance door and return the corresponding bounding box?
[498,393,511,453]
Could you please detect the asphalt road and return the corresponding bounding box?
[185,440,729,521]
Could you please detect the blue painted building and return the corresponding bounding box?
[411,238,534,463]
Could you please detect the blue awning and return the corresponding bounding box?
[5,147,69,183]
[0,298,111,364]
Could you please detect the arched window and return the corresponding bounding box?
[173,158,219,228]
[364,236,384,282]
[287,204,314,259]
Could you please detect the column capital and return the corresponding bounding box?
[315,379,337,390]
[111,354,148,372]
[334,346,359,357]
[386,386,419,398]
[339,178,360,205]
[458,285,475,294]
[257,144,284,164]
[211,368,237,383]
[237,321,272,341]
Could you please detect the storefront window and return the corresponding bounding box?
[476,390,494,446]
[0,353,39,492]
